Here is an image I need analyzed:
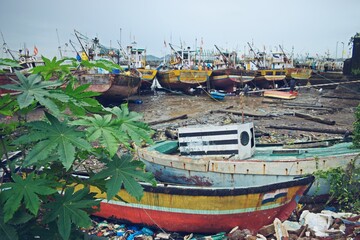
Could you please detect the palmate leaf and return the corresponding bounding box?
[92,154,156,201]
[0,173,57,222]
[104,104,154,145]
[14,112,92,170]
[31,56,74,81]
[79,59,123,72]
[62,81,102,116]
[71,114,128,157]
[43,187,98,240]
[0,94,18,116]
[0,214,18,240]
[0,58,21,68]
[0,71,68,115]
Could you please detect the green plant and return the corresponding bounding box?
[353,104,360,148]
[0,57,155,240]
[314,103,360,212]
[351,68,360,76]
[314,156,360,212]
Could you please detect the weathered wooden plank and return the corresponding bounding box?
[294,112,336,125]
[147,114,188,125]
[210,109,269,118]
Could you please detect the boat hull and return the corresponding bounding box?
[286,68,312,80]
[92,176,313,234]
[156,69,211,92]
[210,69,256,92]
[138,69,158,90]
[76,73,141,99]
[253,70,287,89]
[0,73,19,95]
[137,142,359,196]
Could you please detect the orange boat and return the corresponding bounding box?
[263,90,298,99]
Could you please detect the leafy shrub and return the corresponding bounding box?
[0,57,155,240]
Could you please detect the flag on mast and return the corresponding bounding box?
[34,46,38,56]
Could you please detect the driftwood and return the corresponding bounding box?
[294,112,336,125]
[147,114,188,125]
[283,102,339,111]
[262,99,282,104]
[267,125,350,135]
[210,109,268,118]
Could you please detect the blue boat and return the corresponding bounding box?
[210,91,226,100]
[136,122,360,197]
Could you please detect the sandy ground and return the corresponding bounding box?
[4,83,359,145]
[127,84,360,144]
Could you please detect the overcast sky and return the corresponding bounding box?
[1,0,359,60]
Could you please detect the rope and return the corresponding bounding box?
[312,71,360,95]
[246,79,360,94]
[142,208,175,239]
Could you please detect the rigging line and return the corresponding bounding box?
[141,208,174,240]
[194,76,223,103]
[247,79,360,94]
[312,71,360,95]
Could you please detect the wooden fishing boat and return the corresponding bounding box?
[156,43,212,93]
[118,44,158,91]
[210,45,256,92]
[253,69,287,89]
[75,70,141,99]
[210,68,256,92]
[91,176,313,234]
[156,69,211,93]
[136,122,360,197]
[286,68,312,80]
[138,68,158,90]
[263,90,298,99]
[0,73,18,96]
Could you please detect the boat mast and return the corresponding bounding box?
[247,42,262,69]
[214,44,230,67]
[56,29,63,59]
[69,39,80,57]
[169,43,183,61]
[74,30,89,60]
[0,31,16,60]
[278,44,289,65]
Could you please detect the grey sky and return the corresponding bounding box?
[0,0,359,59]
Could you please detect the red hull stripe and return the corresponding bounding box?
[94,200,297,234]
[98,199,288,215]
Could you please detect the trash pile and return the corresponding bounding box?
[228,210,360,240]
[85,218,227,240]
[86,210,360,240]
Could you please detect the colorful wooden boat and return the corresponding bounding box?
[253,69,287,89]
[156,69,212,93]
[210,68,256,92]
[286,68,312,80]
[263,90,298,99]
[138,68,158,90]
[136,122,360,197]
[92,176,313,234]
[0,73,18,96]
[75,70,141,99]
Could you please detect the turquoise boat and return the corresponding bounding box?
[136,122,360,197]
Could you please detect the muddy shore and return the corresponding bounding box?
[127,84,359,144]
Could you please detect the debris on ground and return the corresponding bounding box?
[86,209,360,239]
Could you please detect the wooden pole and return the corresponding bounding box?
[294,112,336,125]
[267,125,350,135]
